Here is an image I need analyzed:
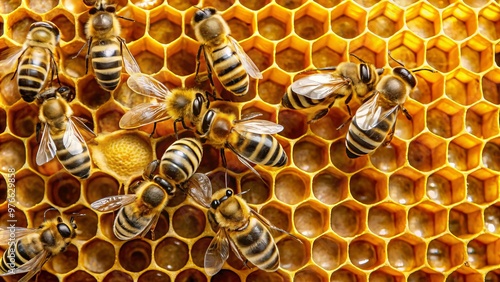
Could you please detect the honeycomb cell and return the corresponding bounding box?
[47,172,80,208]
[49,244,78,274]
[331,201,364,237]
[172,205,206,238]
[148,211,169,240]
[467,170,498,204]
[119,239,152,272]
[278,110,307,139]
[427,235,465,271]
[483,140,500,172]
[276,0,304,9]
[408,133,446,172]
[76,77,111,110]
[103,271,133,282]
[349,33,386,67]
[0,108,5,133]
[460,35,493,73]
[240,172,271,205]
[447,271,483,282]
[408,202,447,238]
[478,5,500,41]
[274,169,307,205]
[405,3,440,38]
[312,234,345,271]
[63,271,97,282]
[449,203,482,238]
[387,235,425,272]
[0,74,21,106]
[369,140,406,173]
[350,169,387,205]
[82,239,115,273]
[212,270,241,282]
[468,236,500,269]
[257,5,291,41]
[349,235,384,270]
[131,0,163,9]
[482,70,500,104]
[0,0,20,13]
[312,169,347,205]
[240,0,269,10]
[427,168,465,205]
[330,267,365,282]
[257,68,289,105]
[247,270,288,282]
[27,0,57,13]
[310,108,349,141]
[426,107,455,140]
[295,266,328,282]
[294,201,328,238]
[138,271,171,282]
[84,172,119,205]
[331,2,366,39]
[276,38,308,73]
[445,69,481,106]
[9,11,38,44]
[8,101,37,138]
[149,7,182,44]
[0,205,27,228]
[191,237,211,268]
[486,272,500,282]
[407,269,444,282]
[133,44,165,75]
[368,203,405,238]
[426,36,460,73]
[448,135,481,171]
[388,32,424,69]
[224,7,254,42]
[330,139,368,173]
[277,237,307,271]
[367,2,403,38]
[64,206,97,240]
[261,202,292,232]
[292,137,328,173]
[12,169,44,208]
[166,39,197,77]
[310,34,346,69]
[411,70,444,104]
[442,3,476,41]
[155,237,189,271]
[293,3,327,41]
[389,168,425,205]
[50,14,76,42]
[0,134,25,173]
[95,102,123,133]
[245,39,273,73]
[466,102,498,139]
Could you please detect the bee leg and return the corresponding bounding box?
[308,108,329,124]
[73,39,89,59]
[149,122,157,138]
[144,160,160,180]
[195,46,204,83]
[336,116,352,130]
[383,121,397,146]
[228,238,251,269]
[220,148,229,187]
[82,37,92,75]
[402,106,412,121]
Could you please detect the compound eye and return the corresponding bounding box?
[211,200,220,209]
[207,8,217,15]
[57,223,72,238]
[359,64,371,83]
[105,6,115,13]
[226,189,233,197]
[89,7,97,14]
[193,93,204,116]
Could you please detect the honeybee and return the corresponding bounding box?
[282,54,384,123]
[345,57,435,158]
[0,214,78,282]
[191,7,262,96]
[0,21,61,102]
[186,174,288,276]
[79,0,140,91]
[36,86,95,179]
[120,73,210,137]
[196,109,287,173]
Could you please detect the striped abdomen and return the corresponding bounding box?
[210,44,249,96]
[281,86,325,110]
[345,112,397,158]
[160,138,203,183]
[17,47,52,102]
[114,205,154,240]
[231,131,287,167]
[90,38,122,91]
[230,217,279,272]
[0,237,42,274]
[53,132,91,178]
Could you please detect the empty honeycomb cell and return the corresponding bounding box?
[426,108,454,139]
[118,8,147,42]
[275,170,309,205]
[407,269,444,282]
[368,203,405,237]
[292,137,328,173]
[212,270,241,282]
[49,244,78,274]
[50,14,76,42]
[388,32,424,69]
[442,3,476,41]
[293,3,327,41]
[466,102,498,139]
[240,172,271,204]
[149,7,182,44]
[139,270,171,282]
[224,7,254,42]
[312,234,345,271]
[63,270,97,282]
[64,206,98,240]
[240,0,269,10]
[277,110,307,139]
[277,237,307,271]
[405,3,440,38]
[119,239,152,272]
[175,269,207,282]
[408,133,446,172]
[330,201,364,237]
[367,2,403,38]
[76,77,111,109]
[449,203,482,238]
[426,36,460,73]
[84,172,119,205]
[257,68,289,104]
[348,235,384,270]
[369,141,406,173]
[349,33,386,67]
[389,169,425,205]
[247,270,288,282]
[155,237,189,271]
[350,169,387,205]
[8,100,36,138]
[410,70,444,104]
[482,70,500,104]
[13,169,44,208]
[310,109,349,141]
[146,210,169,240]
[261,202,292,232]
[460,35,493,73]
[427,169,465,205]
[463,0,489,8]
[0,108,5,133]
[82,239,115,273]
[191,237,211,268]
[330,267,365,282]
[330,139,368,173]
[0,205,27,228]
[427,235,465,271]
[133,44,165,75]
[245,41,273,73]
[95,102,124,133]
[26,0,57,13]
[47,172,81,207]
[482,140,500,172]
[166,39,197,76]
[172,205,206,238]
[103,271,133,282]
[408,202,447,238]
[448,135,482,171]
[395,100,425,139]
[9,12,39,44]
[257,5,290,41]
[485,205,500,233]
[61,51,86,79]
[467,170,498,204]
[295,266,328,282]
[0,134,25,173]
[369,269,404,282]
[242,100,278,122]
[294,201,328,238]
[388,235,425,271]
[0,75,21,106]
[447,271,483,282]
[331,2,366,39]
[312,169,347,205]
[276,39,308,73]
[275,0,304,9]
[0,0,20,13]
[478,5,500,41]
[130,0,162,10]
[207,170,237,193]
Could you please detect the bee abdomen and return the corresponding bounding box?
[160,138,203,183]
[54,137,92,179]
[234,132,287,167]
[282,88,324,110]
[17,50,50,102]
[91,39,122,91]
[114,206,150,240]
[0,241,36,273]
[345,114,395,158]
[212,46,249,95]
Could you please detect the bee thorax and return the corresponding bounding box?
[93,13,113,32]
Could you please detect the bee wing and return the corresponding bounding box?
[36,123,57,166]
[250,209,301,243]
[71,116,97,139]
[228,36,262,79]
[0,46,24,71]
[204,229,230,276]
[121,42,141,75]
[0,250,50,281]
[291,73,349,100]
[90,194,138,212]
[234,120,284,134]
[127,73,171,101]
[0,227,35,241]
[62,118,87,156]
[238,112,262,121]
[227,144,264,181]
[119,102,171,129]
[186,173,212,208]
[356,93,399,131]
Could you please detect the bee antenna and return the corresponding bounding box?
[388,51,405,67]
[412,68,437,74]
[349,53,366,63]
[238,189,250,196]
[71,212,87,217]
[193,6,204,12]
[43,207,58,221]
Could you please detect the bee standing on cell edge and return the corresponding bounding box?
[0,21,61,103]
[186,174,295,276]
[345,55,436,158]
[191,7,262,97]
[0,212,78,282]
[36,86,95,179]
[78,0,140,91]
[281,54,384,123]
[120,73,210,138]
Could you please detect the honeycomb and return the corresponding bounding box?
[1,0,500,281]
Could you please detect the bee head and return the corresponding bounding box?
[57,86,75,102]
[393,67,417,89]
[192,7,217,24]
[192,92,207,117]
[199,109,216,136]
[29,21,60,44]
[210,188,233,209]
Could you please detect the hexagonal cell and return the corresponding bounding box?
[446,270,483,282]
[275,169,309,205]
[118,7,147,42]
[467,169,498,205]
[407,268,445,282]
[247,270,289,282]
[389,168,425,205]
[10,169,44,208]
[348,32,386,67]
[387,235,425,272]
[258,68,290,105]
[261,202,293,232]
[448,135,482,171]
[368,203,405,238]
[442,3,476,41]
[311,35,345,70]
[0,204,27,229]
[449,203,483,238]
[84,172,119,205]
[8,10,41,43]
[138,270,171,282]
[367,2,404,38]
[408,202,447,238]
[295,266,329,282]
[257,4,291,41]
[486,271,500,282]
[427,168,465,205]
[130,39,165,75]
[388,32,425,69]
[240,0,270,10]
[426,36,460,73]
[482,69,500,104]
[48,244,78,274]
[312,168,347,205]
[445,69,481,106]
[310,108,350,141]
[331,2,366,39]
[427,235,465,272]
[148,6,182,44]
[369,267,405,282]
[294,201,329,238]
[330,139,369,173]
[81,238,115,273]
[349,235,384,270]
[478,4,500,41]
[0,73,21,106]
[0,134,25,173]
[277,236,308,271]
[103,271,133,282]
[0,108,5,134]
[276,110,307,140]
[408,133,446,172]
[426,104,462,140]
[466,102,498,139]
[64,206,98,241]
[293,3,328,41]
[276,37,308,73]
[26,0,57,13]
[222,6,255,42]
[411,70,444,104]
[76,76,111,109]
[244,37,273,73]
[211,270,241,282]
[292,136,328,173]
[165,38,198,77]
[350,168,387,205]
[312,234,346,271]
[47,172,80,208]
[240,171,272,205]
[405,2,440,38]
[172,205,206,239]
[485,204,500,233]
[0,0,20,13]
[483,139,500,172]
[155,237,189,271]
[330,267,365,282]
[119,239,151,272]
[276,0,305,9]
[63,271,97,282]
[460,35,493,73]
[369,138,407,173]
[191,237,211,269]
[330,201,365,237]
[49,13,76,42]
[95,102,122,133]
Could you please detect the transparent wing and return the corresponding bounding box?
[291,73,349,100]
[204,229,230,276]
[62,119,87,156]
[0,46,24,72]
[239,112,262,121]
[36,123,57,166]
[121,41,141,74]
[250,210,301,243]
[127,73,171,100]
[0,227,35,242]
[0,250,49,280]
[71,116,96,138]
[228,36,262,79]
[227,144,263,180]
[355,93,399,131]
[90,194,138,212]
[186,173,212,208]
[119,102,170,129]
[234,120,283,134]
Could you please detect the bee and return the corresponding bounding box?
[120,73,210,137]
[0,21,61,102]
[0,213,78,282]
[191,7,262,96]
[79,0,140,91]
[345,56,435,158]
[281,54,384,123]
[36,86,95,179]
[196,108,287,173]
[186,174,289,276]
